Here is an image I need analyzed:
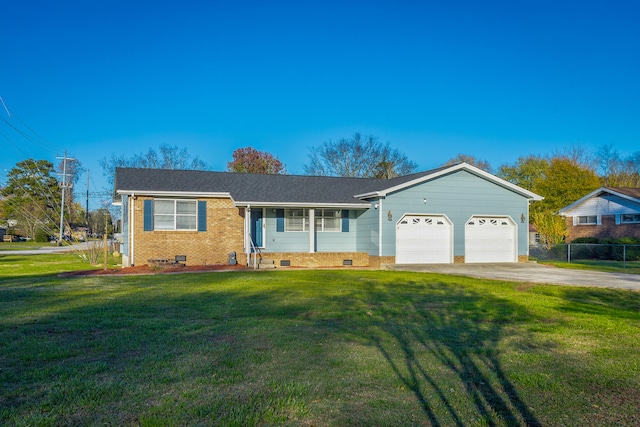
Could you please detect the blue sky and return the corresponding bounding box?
[2,0,639,208]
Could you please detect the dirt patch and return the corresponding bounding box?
[515,282,537,292]
[59,263,248,277]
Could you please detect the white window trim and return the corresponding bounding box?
[285,208,342,232]
[575,215,599,226]
[314,208,342,232]
[285,208,309,232]
[154,199,198,231]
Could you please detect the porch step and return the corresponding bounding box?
[258,258,276,269]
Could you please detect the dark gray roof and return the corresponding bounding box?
[605,187,640,200]
[114,166,452,205]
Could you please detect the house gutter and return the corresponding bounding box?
[116,190,230,198]
[130,193,135,266]
[234,201,369,209]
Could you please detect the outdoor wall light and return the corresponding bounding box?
[374,204,379,209]
[387,210,393,221]
[521,213,525,223]
[423,197,427,204]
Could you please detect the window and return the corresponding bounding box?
[154,199,197,230]
[285,209,308,232]
[315,209,341,232]
[577,215,598,225]
[285,208,342,232]
[621,214,640,224]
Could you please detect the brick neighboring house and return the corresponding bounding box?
[558,187,640,241]
[113,163,542,268]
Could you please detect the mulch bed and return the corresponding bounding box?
[59,263,248,277]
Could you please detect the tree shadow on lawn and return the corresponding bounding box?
[550,287,640,320]
[329,278,543,427]
[1,272,546,426]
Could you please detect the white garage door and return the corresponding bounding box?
[396,214,453,264]
[465,216,517,263]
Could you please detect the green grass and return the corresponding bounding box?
[538,259,640,274]
[0,253,118,277]
[1,257,639,426]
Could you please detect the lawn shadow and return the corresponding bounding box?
[553,287,640,320]
[338,279,542,427]
[2,271,547,425]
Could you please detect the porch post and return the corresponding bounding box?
[378,198,383,257]
[309,208,315,253]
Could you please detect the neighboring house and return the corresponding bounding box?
[113,162,542,268]
[558,187,640,241]
[529,224,541,246]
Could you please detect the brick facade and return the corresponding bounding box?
[369,256,396,269]
[259,252,371,268]
[565,215,640,242]
[129,196,246,267]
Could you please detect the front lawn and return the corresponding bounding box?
[1,264,639,426]
[538,259,640,274]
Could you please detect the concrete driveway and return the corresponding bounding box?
[0,242,95,256]
[385,262,640,291]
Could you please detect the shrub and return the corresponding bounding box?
[78,241,104,265]
[33,229,50,242]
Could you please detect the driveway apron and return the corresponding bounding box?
[385,263,640,291]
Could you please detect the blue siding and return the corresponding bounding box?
[261,209,362,253]
[379,170,531,257]
[355,205,380,255]
[263,210,309,252]
[316,210,357,252]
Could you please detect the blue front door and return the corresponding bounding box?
[250,209,263,248]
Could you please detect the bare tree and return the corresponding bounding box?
[100,144,209,188]
[304,133,417,178]
[596,145,640,187]
[443,154,492,173]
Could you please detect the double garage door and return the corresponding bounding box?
[396,214,517,264]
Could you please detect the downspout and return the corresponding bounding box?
[130,193,135,266]
[378,198,383,257]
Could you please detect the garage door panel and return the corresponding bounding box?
[465,216,517,263]
[396,215,452,264]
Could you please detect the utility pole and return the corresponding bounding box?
[56,151,75,242]
[103,202,109,270]
[86,170,90,226]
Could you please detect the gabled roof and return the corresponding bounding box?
[354,162,543,201]
[114,162,543,207]
[559,186,640,214]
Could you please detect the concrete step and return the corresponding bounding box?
[258,262,276,269]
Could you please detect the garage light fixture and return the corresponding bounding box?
[423,198,427,204]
